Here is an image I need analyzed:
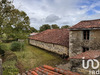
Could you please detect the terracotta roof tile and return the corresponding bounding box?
[69,50,100,59]
[29,29,69,47]
[69,19,100,29]
[25,65,80,75]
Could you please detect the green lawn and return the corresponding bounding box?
[2,42,66,74]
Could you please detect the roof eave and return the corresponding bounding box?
[29,39,69,48]
[69,28,100,30]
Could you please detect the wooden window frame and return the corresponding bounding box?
[83,30,90,40]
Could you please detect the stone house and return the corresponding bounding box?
[69,19,100,57]
[29,29,69,56]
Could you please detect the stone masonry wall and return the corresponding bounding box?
[69,30,100,57]
[69,30,83,57]
[89,30,100,50]
[29,39,68,56]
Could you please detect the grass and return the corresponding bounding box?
[15,44,66,70]
[3,60,19,75]
[2,42,66,74]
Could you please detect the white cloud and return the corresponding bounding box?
[13,0,100,29]
[45,14,60,23]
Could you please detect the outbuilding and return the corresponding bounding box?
[29,29,69,56]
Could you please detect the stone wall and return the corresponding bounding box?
[29,39,68,56]
[90,30,100,50]
[69,30,83,57]
[69,30,100,57]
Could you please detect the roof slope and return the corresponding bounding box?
[26,65,80,75]
[70,19,100,30]
[29,29,69,47]
[69,50,100,59]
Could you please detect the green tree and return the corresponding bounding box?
[0,0,31,40]
[51,24,59,29]
[39,24,51,32]
[30,27,38,32]
[61,25,70,29]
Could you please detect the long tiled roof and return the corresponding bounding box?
[69,19,100,30]
[29,29,69,47]
[69,50,100,59]
[25,65,80,75]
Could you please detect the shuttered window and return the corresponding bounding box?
[83,30,90,40]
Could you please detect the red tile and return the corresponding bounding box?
[29,29,69,47]
[26,65,80,75]
[69,19,100,29]
[69,50,100,59]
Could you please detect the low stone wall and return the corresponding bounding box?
[29,39,68,56]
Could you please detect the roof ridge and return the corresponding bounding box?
[69,18,100,29]
[81,19,100,22]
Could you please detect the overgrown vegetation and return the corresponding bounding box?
[3,60,19,75]
[0,43,9,57]
[10,41,24,51]
[1,42,66,74]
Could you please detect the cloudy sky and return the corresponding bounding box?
[13,0,100,29]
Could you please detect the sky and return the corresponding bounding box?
[13,0,100,29]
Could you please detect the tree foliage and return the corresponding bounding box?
[30,27,38,32]
[61,25,70,29]
[51,24,59,29]
[39,24,51,32]
[0,0,31,40]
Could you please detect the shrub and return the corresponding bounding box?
[0,44,8,51]
[11,41,24,51]
[0,44,8,56]
[4,51,17,61]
